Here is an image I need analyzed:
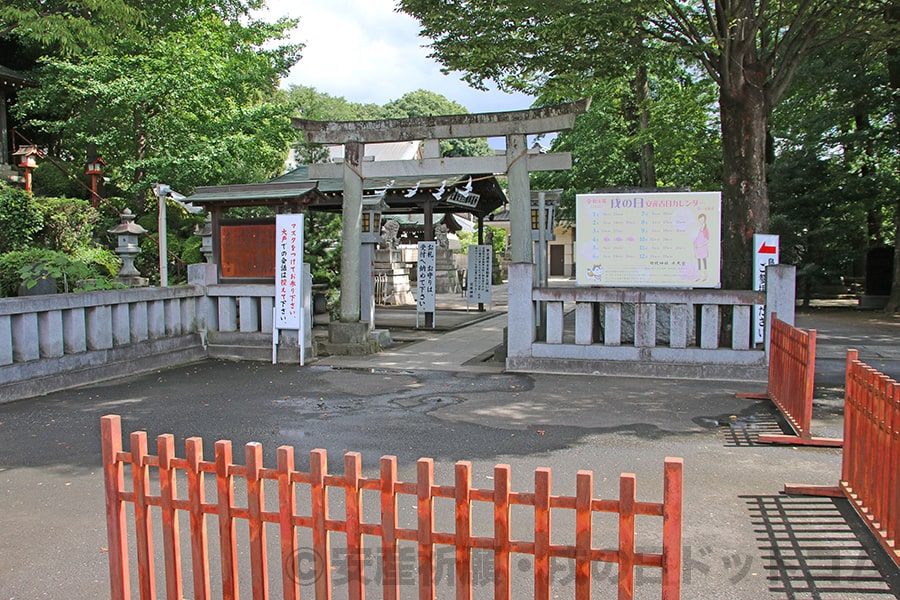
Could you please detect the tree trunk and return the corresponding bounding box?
[635,64,656,188]
[884,1,900,313]
[719,72,770,290]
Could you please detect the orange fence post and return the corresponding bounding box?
[245,442,268,600]
[101,415,130,600]
[417,458,436,599]
[493,464,512,600]
[618,473,637,599]
[533,468,551,600]
[157,434,183,600]
[186,437,211,600]
[380,456,400,600]
[575,470,593,599]
[662,457,684,600]
[215,440,238,600]
[310,448,332,600]
[455,461,473,600]
[344,452,365,600]
[277,446,300,600]
[130,431,156,600]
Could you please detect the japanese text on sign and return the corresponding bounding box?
[753,234,779,344]
[417,242,436,313]
[575,192,722,288]
[275,214,304,329]
[467,245,492,304]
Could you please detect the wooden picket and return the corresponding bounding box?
[840,350,900,567]
[101,414,683,600]
[738,314,842,446]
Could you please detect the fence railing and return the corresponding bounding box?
[0,286,207,401]
[101,414,684,600]
[0,264,314,401]
[506,263,796,380]
[737,315,842,447]
[840,349,900,567]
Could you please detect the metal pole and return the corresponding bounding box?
[156,185,169,287]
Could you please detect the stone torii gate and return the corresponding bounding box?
[293,99,589,353]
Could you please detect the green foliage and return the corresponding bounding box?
[455,227,506,258]
[532,69,720,223]
[769,150,863,302]
[31,160,91,199]
[0,247,121,296]
[13,5,302,202]
[0,0,143,56]
[305,212,342,287]
[181,236,203,265]
[0,249,57,296]
[32,195,99,252]
[399,0,892,288]
[770,38,900,301]
[0,183,44,253]
[382,89,493,157]
[131,200,206,285]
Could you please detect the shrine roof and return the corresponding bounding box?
[0,65,33,90]
[271,165,507,217]
[185,180,326,210]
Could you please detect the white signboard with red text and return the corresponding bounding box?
[275,214,304,329]
[753,234,779,344]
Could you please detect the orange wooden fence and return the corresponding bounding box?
[101,414,683,600]
[738,314,841,447]
[839,349,900,567]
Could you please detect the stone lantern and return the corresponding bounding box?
[108,209,149,287]
[361,195,387,244]
[198,214,214,263]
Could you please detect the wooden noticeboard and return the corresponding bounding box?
[220,222,275,279]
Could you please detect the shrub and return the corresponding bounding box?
[0,247,123,297]
[33,196,99,252]
[0,183,43,253]
[0,249,68,296]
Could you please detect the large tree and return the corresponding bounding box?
[12,1,300,202]
[399,0,893,288]
[769,37,898,304]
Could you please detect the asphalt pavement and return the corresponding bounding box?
[1,292,899,599]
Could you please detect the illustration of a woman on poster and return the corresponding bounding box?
[694,213,710,281]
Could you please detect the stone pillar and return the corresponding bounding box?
[360,242,375,330]
[340,141,363,323]
[507,134,532,264]
[765,264,796,359]
[322,141,373,353]
[506,263,535,359]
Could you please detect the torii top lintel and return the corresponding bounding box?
[292,98,591,145]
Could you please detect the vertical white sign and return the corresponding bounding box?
[467,245,493,304]
[417,242,436,313]
[275,214,304,330]
[753,234,779,344]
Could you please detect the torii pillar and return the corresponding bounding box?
[294,99,589,355]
